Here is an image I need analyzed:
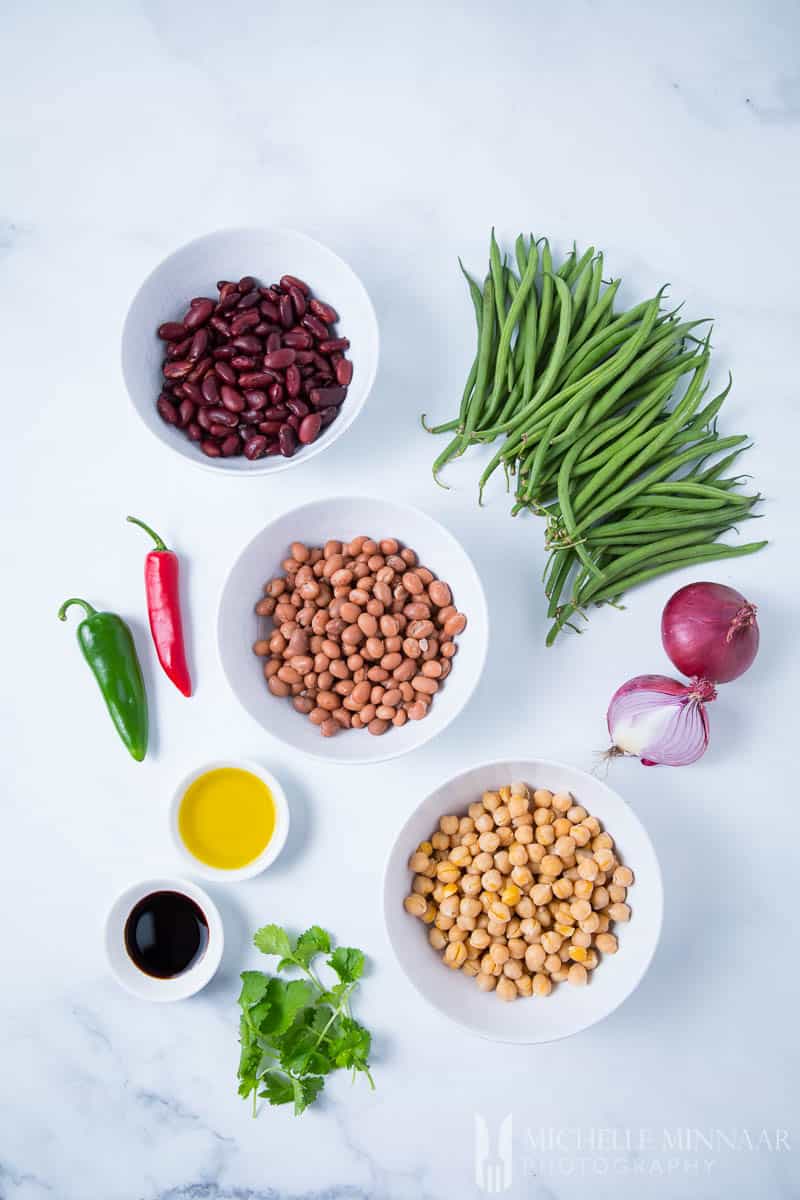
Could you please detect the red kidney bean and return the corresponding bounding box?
[167,335,193,359]
[240,408,262,424]
[218,281,238,298]
[285,364,301,397]
[288,285,307,319]
[336,358,353,386]
[319,337,350,353]
[201,439,222,457]
[215,361,237,386]
[187,421,202,441]
[280,274,310,295]
[236,290,261,310]
[230,309,260,335]
[318,405,339,427]
[188,355,213,383]
[279,424,298,456]
[216,292,240,314]
[158,321,187,341]
[264,405,289,421]
[220,433,241,456]
[309,385,346,408]
[220,385,245,413]
[163,360,193,380]
[266,331,282,354]
[287,397,309,418]
[265,441,282,456]
[302,314,329,340]
[238,372,276,389]
[259,300,280,323]
[283,330,312,350]
[212,345,235,360]
[264,348,296,369]
[181,381,203,404]
[157,395,179,424]
[309,298,339,324]
[232,335,262,354]
[201,375,220,406]
[183,299,214,329]
[209,423,231,437]
[197,407,213,431]
[278,294,294,328]
[295,350,314,365]
[255,321,280,336]
[244,389,268,410]
[244,434,268,460]
[206,407,239,428]
[231,355,256,370]
[238,275,256,292]
[268,383,284,407]
[299,412,322,443]
[187,329,208,360]
[177,398,195,427]
[258,420,283,435]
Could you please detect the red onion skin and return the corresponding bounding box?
[661,581,759,684]
[606,673,714,767]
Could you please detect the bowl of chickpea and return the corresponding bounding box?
[384,759,663,1043]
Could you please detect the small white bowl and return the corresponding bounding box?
[384,758,663,1043]
[218,496,489,764]
[169,759,290,882]
[121,227,379,474]
[104,877,224,1002]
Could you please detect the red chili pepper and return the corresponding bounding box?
[127,516,192,697]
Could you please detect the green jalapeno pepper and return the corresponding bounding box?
[58,597,149,762]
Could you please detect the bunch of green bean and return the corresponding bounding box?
[424,231,765,644]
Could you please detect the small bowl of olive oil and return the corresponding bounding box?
[104,876,224,1001]
[169,760,290,882]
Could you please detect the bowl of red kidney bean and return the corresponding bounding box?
[122,228,379,472]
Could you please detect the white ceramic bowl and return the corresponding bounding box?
[121,227,379,474]
[218,497,489,764]
[104,876,224,1002]
[169,759,290,882]
[384,759,663,1043]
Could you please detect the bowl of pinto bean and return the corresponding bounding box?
[218,497,489,763]
[121,228,379,472]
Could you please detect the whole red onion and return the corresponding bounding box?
[661,582,759,684]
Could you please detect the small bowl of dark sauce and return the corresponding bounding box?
[105,877,224,1001]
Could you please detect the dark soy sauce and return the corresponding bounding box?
[124,890,209,979]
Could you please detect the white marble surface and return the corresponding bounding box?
[3,2,800,1197]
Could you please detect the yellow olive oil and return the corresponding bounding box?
[178,767,275,869]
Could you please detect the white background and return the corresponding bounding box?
[2,2,799,1198]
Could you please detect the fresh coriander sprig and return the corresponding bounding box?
[237,924,374,1117]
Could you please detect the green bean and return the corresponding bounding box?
[459,276,496,451]
[483,242,540,426]
[520,239,539,408]
[577,541,768,610]
[536,241,554,354]
[489,229,507,332]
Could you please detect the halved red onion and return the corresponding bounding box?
[606,674,716,767]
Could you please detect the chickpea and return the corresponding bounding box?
[489,942,510,966]
[541,930,563,955]
[608,884,628,903]
[488,901,511,924]
[468,801,484,821]
[567,805,587,823]
[573,878,594,900]
[595,932,618,954]
[403,894,427,917]
[554,835,576,859]
[613,865,634,888]
[440,814,459,836]
[567,963,588,986]
[456,914,477,932]
[572,929,592,949]
[532,973,552,996]
[571,824,592,847]
[486,918,507,937]
[527,843,545,865]
[494,805,511,827]
[428,927,447,951]
[476,972,497,993]
[449,844,472,868]
[594,847,616,872]
[592,886,610,910]
[525,944,546,972]
[469,928,491,950]
[516,824,534,845]
[608,902,631,922]
[519,918,541,941]
[503,959,523,980]
[439,894,460,919]
[510,866,534,891]
[516,896,535,919]
[478,831,500,854]
[577,858,599,882]
[500,884,521,907]
[508,842,528,867]
[496,826,514,848]
[535,824,556,847]
[516,973,533,997]
[461,874,482,897]
[482,790,501,811]
[533,807,551,828]
[507,938,527,961]
[569,898,592,922]
[544,954,561,974]
[431,831,449,851]
[552,817,573,839]
[583,815,601,836]
[494,850,511,875]
[408,851,430,873]
[496,977,518,1002]
[552,877,573,900]
[531,883,553,907]
[444,942,468,969]
[481,869,503,893]
[448,925,468,943]
[578,912,600,934]
[584,949,599,970]
[510,781,530,797]
[434,912,454,931]
[508,793,529,819]
[412,875,434,896]
[539,855,563,877]
[533,789,553,808]
[595,914,610,933]
[551,792,573,814]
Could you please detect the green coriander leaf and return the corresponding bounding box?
[259,1070,295,1107]
[279,1021,334,1078]
[237,1017,261,1098]
[319,982,350,1007]
[328,1016,372,1072]
[253,924,293,959]
[293,925,331,968]
[328,946,365,985]
[292,1074,325,1115]
[253,978,313,1038]
[238,970,270,1009]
